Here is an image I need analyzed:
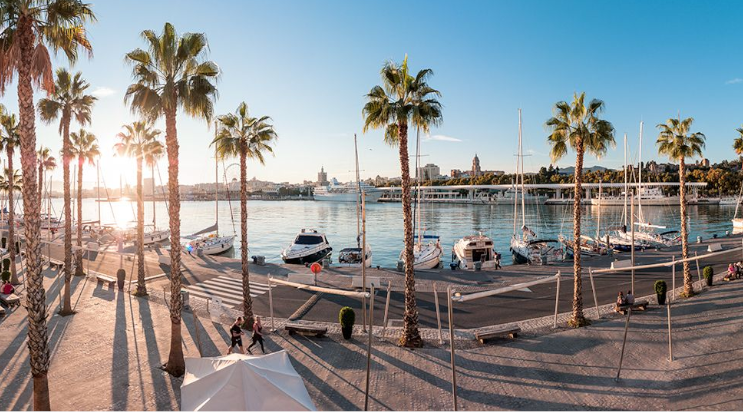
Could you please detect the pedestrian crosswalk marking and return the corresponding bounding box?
[185,275,274,308]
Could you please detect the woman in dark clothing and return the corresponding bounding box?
[248,316,266,354]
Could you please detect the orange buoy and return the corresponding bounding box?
[310,262,322,274]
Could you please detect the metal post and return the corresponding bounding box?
[589,268,600,319]
[364,284,375,411]
[381,281,391,337]
[630,190,635,294]
[695,252,701,282]
[666,298,673,362]
[193,312,203,356]
[447,286,458,411]
[616,307,632,380]
[672,256,676,302]
[268,276,275,332]
[362,193,367,333]
[553,271,561,328]
[434,282,443,345]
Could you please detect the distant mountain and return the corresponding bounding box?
[557,165,609,175]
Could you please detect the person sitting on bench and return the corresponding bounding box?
[1,280,14,295]
[616,291,626,306]
[626,290,635,305]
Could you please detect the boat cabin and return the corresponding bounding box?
[294,229,328,246]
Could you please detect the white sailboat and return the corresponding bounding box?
[731,177,743,231]
[399,128,442,270]
[185,146,235,256]
[509,109,564,265]
[337,134,373,268]
[142,163,170,245]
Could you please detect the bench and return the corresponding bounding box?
[475,326,521,344]
[707,243,723,253]
[48,258,64,270]
[0,306,5,317]
[615,300,649,315]
[95,273,116,288]
[351,276,381,289]
[284,322,327,338]
[0,292,21,309]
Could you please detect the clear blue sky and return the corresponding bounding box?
[4,0,743,187]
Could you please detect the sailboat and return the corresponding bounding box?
[509,110,564,265]
[399,128,442,270]
[142,163,170,245]
[453,232,498,270]
[184,147,235,256]
[337,134,373,268]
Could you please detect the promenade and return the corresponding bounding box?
[1,257,742,410]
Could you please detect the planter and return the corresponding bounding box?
[341,326,353,340]
[117,269,126,291]
[657,293,666,305]
[705,277,713,287]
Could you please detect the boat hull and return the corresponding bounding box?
[282,248,332,265]
[314,190,384,203]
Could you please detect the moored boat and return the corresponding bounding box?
[400,234,442,270]
[453,233,498,270]
[281,229,332,264]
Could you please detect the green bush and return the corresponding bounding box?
[2,258,9,271]
[116,268,126,281]
[1,271,9,282]
[703,266,714,280]
[654,280,667,296]
[339,306,355,328]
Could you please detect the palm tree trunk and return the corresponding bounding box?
[75,159,84,276]
[135,157,147,296]
[38,162,43,206]
[240,144,253,326]
[164,107,185,377]
[17,16,51,411]
[7,148,17,285]
[397,121,422,348]
[679,158,693,296]
[62,115,73,314]
[569,138,587,327]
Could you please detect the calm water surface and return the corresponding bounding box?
[46,198,738,267]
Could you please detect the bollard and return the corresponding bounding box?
[667,298,673,362]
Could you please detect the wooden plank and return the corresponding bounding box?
[475,326,521,343]
[284,322,327,337]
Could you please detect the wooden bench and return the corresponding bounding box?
[95,273,116,288]
[284,322,327,338]
[0,306,5,317]
[48,258,64,270]
[615,300,649,315]
[475,326,521,344]
[0,292,21,309]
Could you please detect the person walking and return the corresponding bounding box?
[226,317,246,355]
[247,316,266,354]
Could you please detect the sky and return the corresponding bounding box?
[2,0,743,189]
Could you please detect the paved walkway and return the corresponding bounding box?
[1,264,743,410]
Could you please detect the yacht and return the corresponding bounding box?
[281,229,332,264]
[590,186,678,206]
[453,233,498,270]
[314,179,384,203]
[477,188,547,205]
[511,226,564,265]
[400,234,442,270]
[559,235,606,258]
[337,245,372,268]
[186,233,235,256]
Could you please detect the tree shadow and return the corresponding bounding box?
[137,300,174,411]
[111,291,129,410]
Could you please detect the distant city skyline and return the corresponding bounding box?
[1,0,741,189]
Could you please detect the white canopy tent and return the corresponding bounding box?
[181,350,316,411]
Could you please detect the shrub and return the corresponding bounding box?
[1,271,9,282]
[654,280,667,296]
[116,268,126,281]
[2,258,9,271]
[703,266,713,280]
[339,306,355,328]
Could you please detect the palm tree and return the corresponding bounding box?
[0,169,23,206]
[68,129,98,276]
[546,92,615,328]
[657,117,705,297]
[0,2,94,407]
[0,107,20,285]
[362,56,442,347]
[38,69,96,300]
[37,146,57,205]
[213,102,277,326]
[114,121,163,296]
[734,127,743,170]
[125,22,218,377]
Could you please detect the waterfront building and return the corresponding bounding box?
[471,154,482,177]
[420,163,441,181]
[317,166,329,186]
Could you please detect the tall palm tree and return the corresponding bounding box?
[68,129,98,276]
[657,117,705,297]
[0,107,20,285]
[362,56,442,347]
[734,127,743,170]
[546,92,615,327]
[37,146,57,205]
[0,2,94,407]
[213,102,277,326]
[125,22,218,377]
[0,169,23,204]
[114,121,163,296]
[38,69,96,304]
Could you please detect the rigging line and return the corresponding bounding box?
[98,166,118,223]
[155,163,169,212]
[221,158,236,235]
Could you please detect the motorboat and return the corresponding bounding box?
[281,229,332,264]
[559,235,607,258]
[186,233,235,256]
[142,227,170,245]
[337,245,372,268]
[399,234,442,270]
[453,233,498,270]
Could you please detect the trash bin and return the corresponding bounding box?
[397,260,405,272]
[181,289,190,310]
[251,255,266,266]
[474,261,482,271]
[450,262,458,270]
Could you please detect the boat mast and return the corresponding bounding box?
[416,127,422,247]
[638,121,644,225]
[623,133,628,227]
[519,109,525,230]
[214,124,219,237]
[151,163,156,228]
[513,111,520,236]
[354,133,361,247]
[596,179,602,240]
[97,157,101,225]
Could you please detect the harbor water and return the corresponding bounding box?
[46,198,739,267]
